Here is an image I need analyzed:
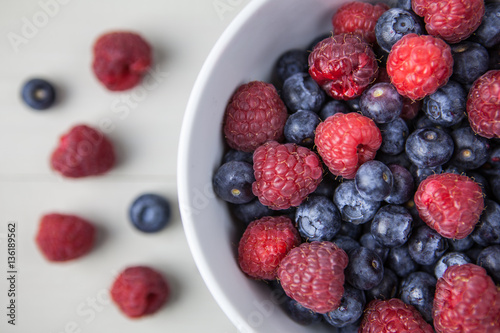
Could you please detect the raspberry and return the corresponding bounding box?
[433,263,500,333]
[387,33,453,100]
[252,140,322,210]
[359,298,434,333]
[277,241,348,314]
[238,216,301,280]
[412,0,485,44]
[223,81,288,152]
[308,33,378,100]
[35,213,95,262]
[414,173,484,239]
[332,1,389,44]
[50,124,115,178]
[466,70,500,139]
[110,266,169,318]
[315,112,382,179]
[92,31,152,91]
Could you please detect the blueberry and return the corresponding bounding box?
[365,268,398,303]
[345,247,384,290]
[375,8,423,53]
[230,199,274,225]
[408,225,449,266]
[387,244,419,278]
[399,271,436,322]
[405,127,454,168]
[371,205,413,248]
[338,221,363,240]
[359,233,389,263]
[450,126,490,170]
[282,72,325,113]
[312,176,338,198]
[222,149,253,164]
[21,78,56,110]
[385,164,414,205]
[396,0,412,11]
[283,295,322,325]
[284,110,321,147]
[333,180,381,225]
[273,49,309,86]
[338,321,362,333]
[129,193,171,233]
[332,235,361,254]
[355,160,394,201]
[379,117,409,155]
[489,144,500,168]
[295,195,341,241]
[213,161,255,204]
[345,97,361,113]
[471,199,500,246]
[323,284,365,328]
[451,42,490,85]
[449,235,475,252]
[376,151,412,170]
[410,164,442,187]
[434,252,471,280]
[318,100,349,121]
[359,83,403,123]
[472,3,500,48]
[477,245,500,284]
[422,80,467,127]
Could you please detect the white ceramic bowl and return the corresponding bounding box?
[178,0,368,332]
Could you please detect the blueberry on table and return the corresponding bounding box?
[282,72,325,113]
[354,160,393,202]
[284,110,321,148]
[129,194,171,233]
[422,80,466,127]
[323,284,366,328]
[405,127,454,168]
[213,160,255,204]
[398,271,436,322]
[345,247,384,291]
[21,78,56,110]
[295,195,341,242]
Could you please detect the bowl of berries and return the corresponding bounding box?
[178,0,500,332]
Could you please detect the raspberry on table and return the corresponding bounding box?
[50,124,115,178]
[92,31,152,91]
[237,216,301,280]
[315,112,382,179]
[110,266,169,318]
[433,263,500,333]
[223,81,288,152]
[414,173,484,240]
[251,140,322,210]
[386,33,453,100]
[35,213,96,262]
[277,241,348,314]
[308,33,379,100]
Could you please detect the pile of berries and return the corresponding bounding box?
[213,0,500,331]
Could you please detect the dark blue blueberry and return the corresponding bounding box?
[450,126,490,170]
[230,199,274,225]
[282,72,325,113]
[313,176,338,198]
[359,233,389,263]
[360,83,403,123]
[365,268,398,303]
[385,164,414,205]
[323,284,365,328]
[477,245,500,284]
[129,193,171,233]
[396,0,412,11]
[379,117,409,155]
[213,161,255,204]
[434,252,471,280]
[405,127,454,168]
[333,180,381,225]
[273,49,309,86]
[472,199,500,246]
[399,271,436,322]
[375,8,424,53]
[345,247,384,290]
[488,144,500,168]
[376,151,412,170]
[489,45,500,70]
[332,235,361,255]
[318,100,349,121]
[472,3,500,48]
[284,110,321,148]
[465,244,485,263]
[422,80,466,127]
[408,225,449,266]
[490,175,500,202]
[468,171,490,198]
[451,42,490,85]
[222,149,253,164]
[21,78,56,110]
[410,164,442,187]
[295,195,341,242]
[371,205,413,248]
[338,321,362,333]
[412,114,446,130]
[338,221,363,240]
[345,97,361,113]
[354,160,394,201]
[449,234,475,252]
[387,244,419,278]
[283,296,322,325]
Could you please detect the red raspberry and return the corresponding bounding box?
[277,241,348,314]
[387,33,453,100]
[92,31,152,91]
[110,266,169,318]
[466,70,500,139]
[35,213,95,262]
[238,216,301,280]
[308,33,378,100]
[332,1,389,44]
[414,173,484,239]
[315,112,382,179]
[223,81,288,152]
[433,263,500,333]
[50,124,115,178]
[359,298,434,333]
[252,141,322,210]
[412,0,485,44]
